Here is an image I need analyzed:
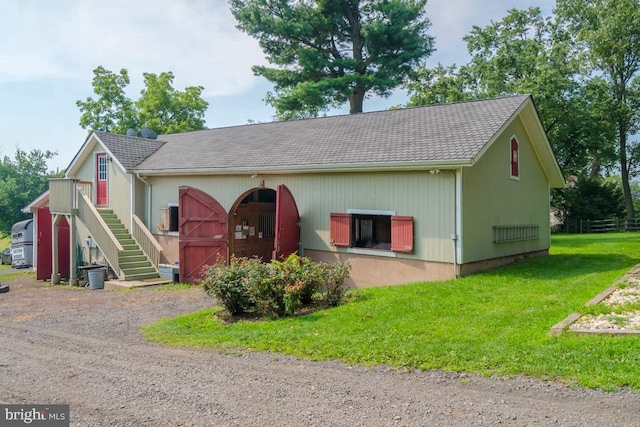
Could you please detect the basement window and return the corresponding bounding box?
[330,210,414,255]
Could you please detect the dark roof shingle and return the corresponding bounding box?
[103,95,529,173]
[94,131,165,170]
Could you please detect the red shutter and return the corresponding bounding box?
[510,137,519,178]
[391,216,414,253]
[330,213,351,246]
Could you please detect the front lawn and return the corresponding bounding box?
[143,233,640,390]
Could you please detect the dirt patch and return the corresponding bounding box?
[1,275,639,426]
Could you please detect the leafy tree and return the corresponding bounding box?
[556,0,640,219]
[136,72,208,134]
[77,67,208,135]
[0,148,60,236]
[231,0,434,119]
[553,174,625,225]
[405,64,475,106]
[406,7,614,178]
[76,66,137,134]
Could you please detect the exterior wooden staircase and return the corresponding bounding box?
[98,210,160,281]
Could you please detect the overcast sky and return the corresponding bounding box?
[0,0,556,171]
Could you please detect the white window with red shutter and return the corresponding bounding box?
[330,209,414,256]
[510,135,519,180]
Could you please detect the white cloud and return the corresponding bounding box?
[0,0,266,96]
[0,0,559,172]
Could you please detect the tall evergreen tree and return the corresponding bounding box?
[231,0,434,119]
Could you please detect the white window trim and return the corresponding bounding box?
[344,209,398,255]
[347,209,396,216]
[347,247,397,258]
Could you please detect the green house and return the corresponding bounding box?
[47,94,564,287]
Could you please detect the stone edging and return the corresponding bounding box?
[549,267,640,336]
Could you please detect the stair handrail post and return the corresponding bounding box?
[76,190,124,278]
[131,214,163,268]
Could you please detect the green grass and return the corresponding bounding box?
[0,270,35,280]
[150,282,196,291]
[142,233,640,390]
[0,235,10,270]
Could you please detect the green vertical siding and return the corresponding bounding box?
[133,176,146,220]
[107,163,132,226]
[73,144,132,229]
[148,170,456,262]
[461,119,551,263]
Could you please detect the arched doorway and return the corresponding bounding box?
[229,188,277,261]
[229,184,300,261]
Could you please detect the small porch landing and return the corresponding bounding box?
[104,277,172,290]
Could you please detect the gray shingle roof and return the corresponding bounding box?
[117,95,529,173]
[94,131,165,170]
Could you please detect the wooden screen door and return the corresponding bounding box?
[96,153,108,205]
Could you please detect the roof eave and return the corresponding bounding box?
[22,190,50,213]
[134,159,474,176]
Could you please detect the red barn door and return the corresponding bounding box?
[273,184,300,260]
[36,207,70,280]
[178,186,228,283]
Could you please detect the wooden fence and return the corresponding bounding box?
[557,218,640,234]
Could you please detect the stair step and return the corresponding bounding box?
[119,254,146,261]
[124,272,161,281]
[124,266,157,274]
[120,250,143,257]
[105,223,125,229]
[95,210,160,282]
[117,239,136,246]
[120,260,153,270]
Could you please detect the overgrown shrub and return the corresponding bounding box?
[246,260,287,318]
[297,256,325,304]
[202,254,351,318]
[323,260,351,307]
[200,257,258,315]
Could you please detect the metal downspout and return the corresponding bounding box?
[436,169,459,279]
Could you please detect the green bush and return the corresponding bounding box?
[323,260,351,307]
[202,254,351,318]
[200,257,257,315]
[246,260,287,318]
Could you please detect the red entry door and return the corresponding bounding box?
[36,207,70,280]
[178,186,228,283]
[96,153,108,205]
[273,184,300,260]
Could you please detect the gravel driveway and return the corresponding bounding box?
[1,277,639,426]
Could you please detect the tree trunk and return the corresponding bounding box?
[619,129,636,220]
[349,87,364,114]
